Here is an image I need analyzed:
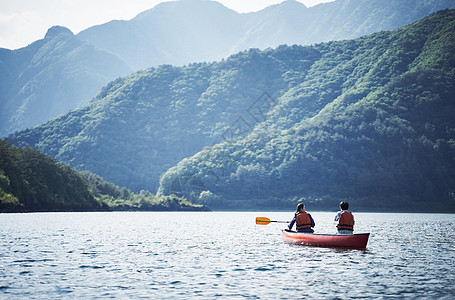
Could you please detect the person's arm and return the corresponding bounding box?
[334,211,341,221]
[308,213,315,227]
[288,216,296,230]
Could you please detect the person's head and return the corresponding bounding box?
[296,203,306,213]
[340,201,349,210]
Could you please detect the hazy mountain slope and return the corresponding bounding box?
[302,0,455,43]
[77,0,243,70]
[232,0,310,51]
[0,26,132,137]
[9,10,455,213]
[77,0,455,69]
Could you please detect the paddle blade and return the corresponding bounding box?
[256,217,272,225]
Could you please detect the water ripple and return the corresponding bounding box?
[0,212,454,298]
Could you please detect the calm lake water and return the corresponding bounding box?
[1,211,454,299]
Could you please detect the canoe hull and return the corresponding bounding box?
[281,230,370,249]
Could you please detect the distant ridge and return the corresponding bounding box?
[78,0,455,70]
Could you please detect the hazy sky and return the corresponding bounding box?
[0,0,334,50]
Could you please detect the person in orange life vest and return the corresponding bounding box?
[288,203,315,233]
[334,201,354,234]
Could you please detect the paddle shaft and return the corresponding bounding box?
[256,217,290,225]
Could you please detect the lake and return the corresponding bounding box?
[1,211,454,298]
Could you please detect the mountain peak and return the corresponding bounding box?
[274,0,308,10]
[257,0,308,15]
[133,0,236,20]
[45,26,74,40]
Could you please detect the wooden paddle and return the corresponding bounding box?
[256,217,290,225]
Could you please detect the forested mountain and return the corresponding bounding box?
[0,26,132,137]
[157,9,455,211]
[1,0,454,137]
[9,10,455,212]
[0,139,206,212]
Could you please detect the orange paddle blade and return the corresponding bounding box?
[256,217,272,225]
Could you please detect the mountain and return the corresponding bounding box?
[9,10,455,212]
[77,0,243,70]
[294,0,455,44]
[77,0,455,70]
[7,55,292,192]
[0,26,132,137]
[1,0,454,137]
[0,139,206,212]
[157,9,455,211]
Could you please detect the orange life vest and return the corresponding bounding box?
[337,211,354,231]
[296,212,312,230]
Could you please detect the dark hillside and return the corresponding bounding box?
[0,140,206,212]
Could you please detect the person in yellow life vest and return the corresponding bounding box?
[334,201,354,234]
[288,203,315,233]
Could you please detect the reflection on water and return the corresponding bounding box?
[0,212,454,298]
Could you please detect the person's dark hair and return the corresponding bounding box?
[340,201,349,210]
[295,203,305,215]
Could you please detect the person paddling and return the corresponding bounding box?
[334,201,354,234]
[288,203,315,233]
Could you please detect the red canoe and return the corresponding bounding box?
[281,230,370,249]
